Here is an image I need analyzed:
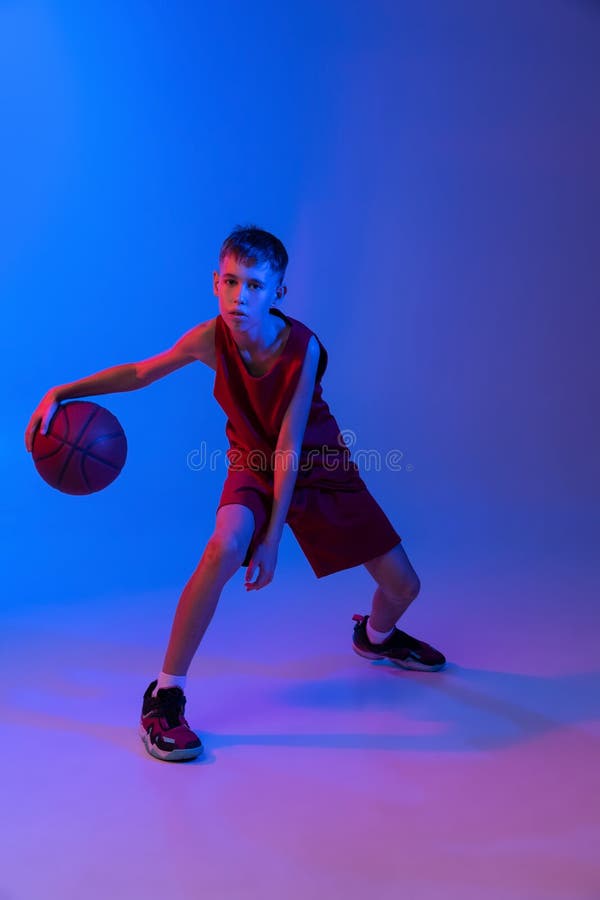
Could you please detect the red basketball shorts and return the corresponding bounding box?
[216,469,402,579]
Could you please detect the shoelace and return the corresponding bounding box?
[394,629,423,649]
[150,687,186,729]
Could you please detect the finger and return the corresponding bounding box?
[26,421,39,451]
[254,572,271,591]
[42,406,58,435]
[246,562,262,589]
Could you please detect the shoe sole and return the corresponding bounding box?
[352,644,445,672]
[138,723,203,762]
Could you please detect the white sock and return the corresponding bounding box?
[366,619,395,644]
[152,671,187,697]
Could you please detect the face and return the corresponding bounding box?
[213,254,286,330]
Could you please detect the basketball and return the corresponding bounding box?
[31,400,128,495]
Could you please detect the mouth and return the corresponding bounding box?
[230,311,247,318]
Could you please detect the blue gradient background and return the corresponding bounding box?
[5,0,598,603]
[2,4,600,897]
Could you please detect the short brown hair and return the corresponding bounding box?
[219,224,288,285]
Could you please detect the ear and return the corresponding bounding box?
[212,270,220,296]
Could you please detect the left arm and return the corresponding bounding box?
[266,334,321,543]
[245,335,321,590]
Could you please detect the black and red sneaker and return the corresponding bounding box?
[352,613,446,671]
[139,680,203,762]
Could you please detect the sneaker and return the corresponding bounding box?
[139,680,203,762]
[352,613,446,671]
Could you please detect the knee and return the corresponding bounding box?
[204,532,247,571]
[409,575,421,600]
[387,573,421,604]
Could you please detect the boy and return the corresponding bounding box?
[25,225,446,763]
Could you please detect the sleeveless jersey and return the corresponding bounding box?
[213,308,366,492]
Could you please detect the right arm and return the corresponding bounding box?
[25,317,217,452]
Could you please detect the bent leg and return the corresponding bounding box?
[363,542,421,633]
[160,504,256,675]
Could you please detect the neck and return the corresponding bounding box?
[232,308,283,354]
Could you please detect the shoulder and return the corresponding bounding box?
[136,316,217,383]
[175,316,217,370]
[305,331,327,382]
[286,334,320,397]
[296,335,321,385]
[284,315,328,382]
[305,334,321,363]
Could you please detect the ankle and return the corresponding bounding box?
[366,618,395,644]
[152,670,188,697]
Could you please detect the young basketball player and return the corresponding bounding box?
[25,225,446,763]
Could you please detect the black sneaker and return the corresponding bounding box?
[352,613,446,671]
[139,680,203,762]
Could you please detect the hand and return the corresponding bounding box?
[245,538,279,591]
[25,390,60,453]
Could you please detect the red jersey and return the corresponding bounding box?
[213,307,366,491]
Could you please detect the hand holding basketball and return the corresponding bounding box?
[26,398,128,495]
[25,389,60,453]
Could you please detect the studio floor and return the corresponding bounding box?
[1,556,598,900]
